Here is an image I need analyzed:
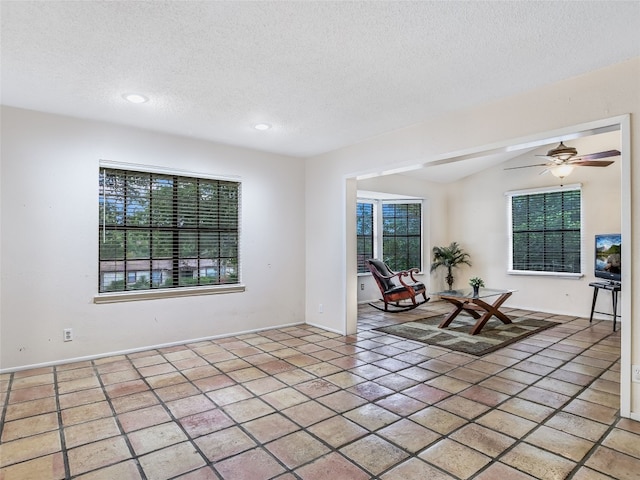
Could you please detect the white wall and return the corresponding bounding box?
[0,107,306,370]
[304,58,639,417]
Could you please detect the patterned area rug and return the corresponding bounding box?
[374,314,559,356]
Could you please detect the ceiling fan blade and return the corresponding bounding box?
[504,163,549,170]
[569,160,615,167]
[574,149,620,161]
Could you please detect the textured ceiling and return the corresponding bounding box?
[1,1,639,158]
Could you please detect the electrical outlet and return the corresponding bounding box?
[318,303,324,313]
[633,365,640,383]
[63,328,73,342]
[360,283,364,291]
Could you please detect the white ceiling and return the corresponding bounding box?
[1,1,639,158]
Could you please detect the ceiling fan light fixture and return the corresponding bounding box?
[550,164,575,179]
[547,141,578,161]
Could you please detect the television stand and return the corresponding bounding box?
[588,281,621,331]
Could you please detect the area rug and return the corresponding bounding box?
[374,314,559,356]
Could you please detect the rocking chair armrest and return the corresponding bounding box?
[396,269,420,288]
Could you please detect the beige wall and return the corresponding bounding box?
[305,58,639,418]
[0,107,306,370]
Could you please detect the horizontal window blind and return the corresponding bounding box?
[382,202,422,271]
[356,202,374,273]
[99,168,240,293]
[510,188,581,274]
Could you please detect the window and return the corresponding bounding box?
[356,202,374,273]
[508,185,582,275]
[356,199,422,273]
[99,167,240,293]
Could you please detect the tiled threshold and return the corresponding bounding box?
[0,301,637,480]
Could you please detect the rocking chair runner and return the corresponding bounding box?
[366,259,429,312]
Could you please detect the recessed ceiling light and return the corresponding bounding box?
[253,123,271,131]
[122,93,149,104]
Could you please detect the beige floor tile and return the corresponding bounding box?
[601,428,640,459]
[127,421,188,455]
[1,412,59,442]
[138,441,206,480]
[154,382,200,402]
[117,404,172,433]
[562,398,619,424]
[261,386,309,409]
[450,423,515,457]
[476,409,538,438]
[339,434,408,476]
[281,400,335,427]
[11,373,54,389]
[409,406,467,435]
[295,451,370,480]
[61,400,113,426]
[315,389,367,412]
[266,431,330,469]
[499,397,555,422]
[0,452,65,480]
[544,411,610,442]
[241,412,300,443]
[571,466,621,480]
[110,390,158,414]
[375,393,427,416]
[195,426,256,462]
[436,395,491,419]
[58,387,106,409]
[8,383,55,403]
[67,436,131,476]
[501,442,576,480]
[419,438,491,479]
[4,396,57,421]
[343,403,399,431]
[206,384,253,406]
[166,394,216,418]
[173,466,219,479]
[585,446,640,480]
[307,415,368,448]
[64,417,121,448]
[380,457,456,480]
[179,408,235,438]
[525,425,594,461]
[74,459,142,480]
[0,430,61,468]
[222,397,275,423]
[474,462,538,479]
[214,447,286,479]
[377,418,440,452]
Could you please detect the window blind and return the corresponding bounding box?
[356,202,374,273]
[510,188,581,274]
[99,168,240,293]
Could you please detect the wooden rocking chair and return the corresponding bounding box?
[366,259,429,312]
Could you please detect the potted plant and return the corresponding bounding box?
[430,242,471,291]
[469,277,485,296]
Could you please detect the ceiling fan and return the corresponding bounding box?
[506,141,621,178]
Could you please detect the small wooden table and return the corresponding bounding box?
[434,288,514,335]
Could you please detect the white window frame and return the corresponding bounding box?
[94,160,245,303]
[506,183,584,278]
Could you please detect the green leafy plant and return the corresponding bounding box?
[469,277,485,288]
[430,242,471,290]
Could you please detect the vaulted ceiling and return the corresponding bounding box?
[2,1,639,158]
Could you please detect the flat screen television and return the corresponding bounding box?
[594,234,621,283]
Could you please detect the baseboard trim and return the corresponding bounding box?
[0,321,306,374]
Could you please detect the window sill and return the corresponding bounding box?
[94,285,246,304]
[507,270,583,279]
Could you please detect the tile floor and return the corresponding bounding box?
[0,301,638,480]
